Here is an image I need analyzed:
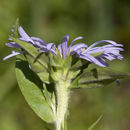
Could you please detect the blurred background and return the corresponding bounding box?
[0,0,130,130]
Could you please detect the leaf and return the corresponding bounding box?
[25,53,50,83]
[91,51,104,57]
[87,115,103,130]
[70,57,90,71]
[15,55,54,123]
[14,18,19,38]
[70,67,128,89]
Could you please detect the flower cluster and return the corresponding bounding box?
[3,26,124,67]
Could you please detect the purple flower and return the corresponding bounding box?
[57,34,84,58]
[3,26,124,68]
[3,26,55,60]
[56,35,124,67]
[76,40,124,67]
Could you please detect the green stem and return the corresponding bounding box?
[55,80,70,130]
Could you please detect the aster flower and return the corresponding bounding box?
[73,40,124,67]
[55,35,123,67]
[3,26,124,68]
[3,26,56,60]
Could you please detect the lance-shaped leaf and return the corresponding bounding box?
[15,55,54,123]
[14,18,19,38]
[70,67,128,89]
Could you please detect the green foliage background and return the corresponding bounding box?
[0,0,130,129]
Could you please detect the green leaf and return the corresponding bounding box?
[14,18,19,38]
[87,115,103,130]
[91,51,104,57]
[25,53,50,83]
[15,55,54,123]
[71,57,89,71]
[49,52,64,68]
[70,67,128,89]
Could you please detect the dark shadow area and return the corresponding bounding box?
[15,59,43,90]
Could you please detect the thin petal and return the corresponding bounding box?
[3,51,24,60]
[79,54,107,67]
[18,26,34,44]
[58,44,62,57]
[84,45,124,56]
[47,43,56,54]
[61,34,69,58]
[31,37,47,45]
[62,34,69,43]
[38,45,48,52]
[5,42,21,48]
[87,40,122,50]
[47,43,55,50]
[69,36,83,48]
[70,43,88,53]
[97,57,109,67]
[103,54,115,61]
[33,41,43,47]
[38,48,48,52]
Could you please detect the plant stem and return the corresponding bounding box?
[55,80,70,130]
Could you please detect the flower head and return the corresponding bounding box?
[3,26,124,67]
[72,40,124,67]
[54,35,123,67]
[3,26,56,60]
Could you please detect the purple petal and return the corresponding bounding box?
[79,54,107,67]
[61,34,70,58]
[70,43,88,53]
[31,37,47,46]
[103,54,115,61]
[69,36,83,48]
[33,41,43,47]
[5,42,22,48]
[38,48,47,53]
[38,45,48,52]
[58,44,62,56]
[47,43,56,54]
[47,43,55,50]
[8,38,12,41]
[62,34,69,43]
[11,29,14,32]
[3,51,24,60]
[83,46,123,56]
[97,56,109,67]
[87,40,122,51]
[18,26,34,44]
[38,48,48,52]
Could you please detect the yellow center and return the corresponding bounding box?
[81,48,86,53]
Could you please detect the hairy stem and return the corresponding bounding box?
[55,80,70,130]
